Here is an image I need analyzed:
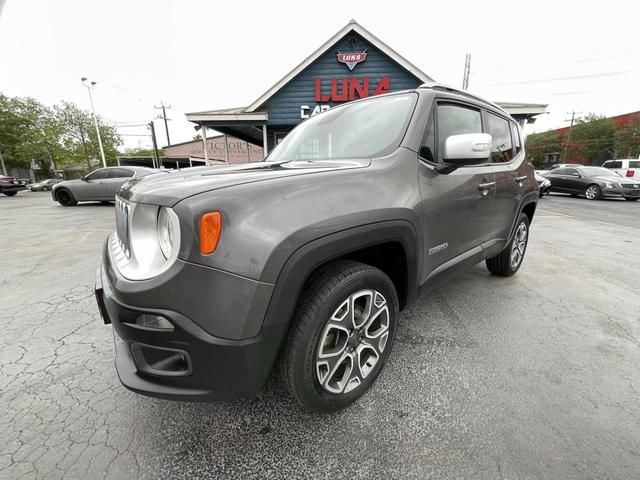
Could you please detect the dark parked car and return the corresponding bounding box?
[95,84,539,411]
[52,166,163,206]
[546,166,640,201]
[0,175,27,196]
[28,178,62,191]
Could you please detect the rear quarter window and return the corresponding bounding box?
[629,161,640,168]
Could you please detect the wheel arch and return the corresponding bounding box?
[261,221,420,334]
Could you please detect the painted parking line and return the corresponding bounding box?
[538,209,639,230]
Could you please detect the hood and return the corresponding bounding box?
[593,176,638,185]
[118,159,371,206]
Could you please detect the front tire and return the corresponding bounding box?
[280,260,399,412]
[56,189,77,206]
[3,191,17,196]
[486,213,530,277]
[625,197,639,201]
[585,184,601,200]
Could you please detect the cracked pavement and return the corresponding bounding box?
[1,192,639,479]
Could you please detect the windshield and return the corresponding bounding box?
[580,167,619,177]
[266,93,417,163]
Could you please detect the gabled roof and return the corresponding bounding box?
[246,19,434,112]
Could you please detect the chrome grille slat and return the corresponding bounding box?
[115,197,131,258]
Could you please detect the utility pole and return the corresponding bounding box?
[81,77,107,168]
[462,53,471,90]
[154,102,172,146]
[149,120,160,168]
[562,111,582,161]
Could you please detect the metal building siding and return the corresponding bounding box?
[262,32,423,125]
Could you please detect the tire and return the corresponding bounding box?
[43,186,50,191]
[56,189,77,206]
[486,213,530,277]
[280,260,399,412]
[585,184,601,200]
[3,191,17,196]
[625,198,639,201]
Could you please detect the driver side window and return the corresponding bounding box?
[419,102,483,164]
[86,169,109,180]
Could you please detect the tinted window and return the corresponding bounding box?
[109,168,135,178]
[436,103,482,162]
[566,168,580,176]
[629,161,640,168]
[551,168,570,175]
[86,169,110,180]
[486,112,514,162]
[604,161,622,169]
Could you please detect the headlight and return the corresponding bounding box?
[110,200,181,281]
[157,206,179,259]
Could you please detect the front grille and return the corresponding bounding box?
[115,197,131,258]
[621,183,640,190]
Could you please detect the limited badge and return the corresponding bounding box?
[337,50,367,71]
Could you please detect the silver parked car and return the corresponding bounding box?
[52,167,163,206]
[28,178,63,191]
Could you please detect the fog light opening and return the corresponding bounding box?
[135,314,174,331]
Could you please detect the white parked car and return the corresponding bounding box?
[602,159,640,178]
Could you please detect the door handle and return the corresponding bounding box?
[478,182,495,190]
[514,175,528,182]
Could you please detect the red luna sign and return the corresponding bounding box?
[314,76,391,102]
[337,51,367,70]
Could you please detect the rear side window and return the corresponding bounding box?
[629,161,640,168]
[109,168,135,178]
[604,161,622,169]
[436,103,483,162]
[486,112,514,162]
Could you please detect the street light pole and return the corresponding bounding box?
[81,77,107,168]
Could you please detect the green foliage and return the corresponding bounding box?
[566,114,615,165]
[526,113,639,166]
[0,93,122,170]
[525,130,561,168]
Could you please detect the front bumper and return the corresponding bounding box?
[96,241,282,402]
[601,186,640,199]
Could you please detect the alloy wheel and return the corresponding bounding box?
[510,222,528,269]
[585,185,599,200]
[315,289,389,394]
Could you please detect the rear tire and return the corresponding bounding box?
[3,191,17,196]
[486,213,530,277]
[56,189,77,206]
[280,260,399,412]
[625,197,639,201]
[585,184,601,200]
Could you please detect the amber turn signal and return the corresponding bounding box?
[200,211,222,254]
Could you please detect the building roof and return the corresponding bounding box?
[246,19,434,112]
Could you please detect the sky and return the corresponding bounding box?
[1,0,639,150]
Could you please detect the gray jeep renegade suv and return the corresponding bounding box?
[95,84,538,411]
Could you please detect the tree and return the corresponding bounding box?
[567,114,615,165]
[614,114,640,158]
[525,130,561,168]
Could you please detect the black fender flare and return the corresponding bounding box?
[507,192,539,243]
[261,220,420,334]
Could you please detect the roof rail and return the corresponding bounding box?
[419,82,503,111]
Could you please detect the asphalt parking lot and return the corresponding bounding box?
[1,192,639,480]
